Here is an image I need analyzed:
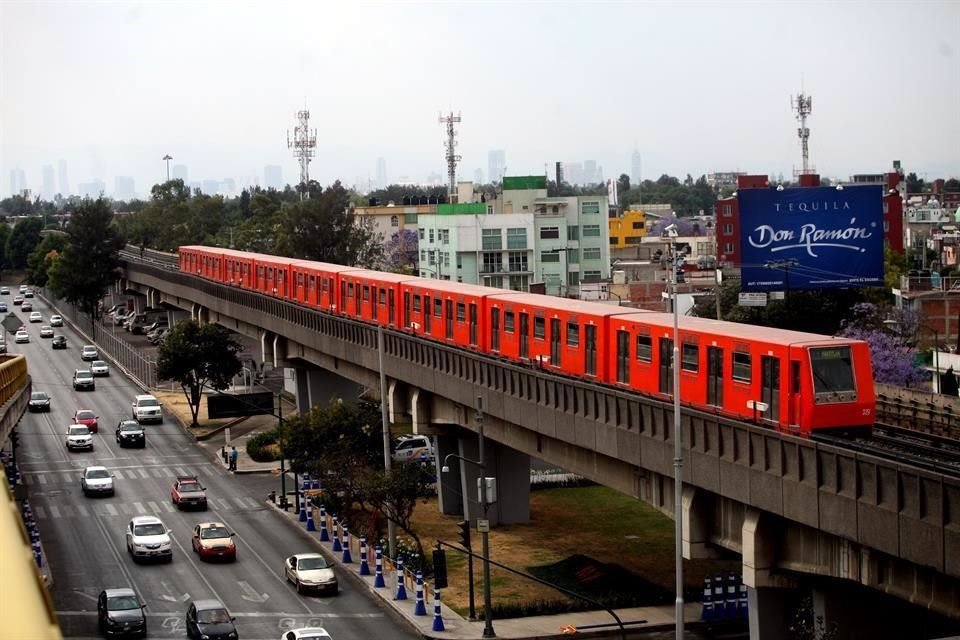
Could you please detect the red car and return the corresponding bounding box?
[73,409,99,433]
[171,475,208,510]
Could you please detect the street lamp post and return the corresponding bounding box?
[441,396,495,638]
[162,154,173,182]
[378,325,397,559]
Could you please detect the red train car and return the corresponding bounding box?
[249,254,293,298]
[338,270,417,327]
[289,260,358,311]
[401,279,501,349]
[179,245,225,281]
[607,312,874,436]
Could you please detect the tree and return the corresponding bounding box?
[26,232,68,287]
[616,173,630,194]
[383,229,418,273]
[156,320,243,428]
[6,216,44,269]
[47,198,125,320]
[838,303,926,388]
[905,172,925,194]
[0,221,11,271]
[944,178,960,192]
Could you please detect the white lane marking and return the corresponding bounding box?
[160,467,174,477]
[104,503,118,516]
[212,498,231,510]
[49,505,61,518]
[55,610,383,618]
[238,580,269,603]
[75,504,88,517]
[113,469,125,479]
[119,503,132,515]
[23,460,212,474]
[162,501,176,513]
[232,497,249,509]
[61,471,74,482]
[138,469,150,479]
[148,501,161,513]
[134,502,147,514]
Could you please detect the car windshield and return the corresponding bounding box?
[298,557,329,570]
[93,360,106,367]
[76,371,92,379]
[138,398,159,407]
[87,469,110,479]
[31,392,48,401]
[107,595,140,611]
[76,410,95,420]
[68,426,89,435]
[133,523,165,536]
[179,482,201,492]
[201,527,230,539]
[120,423,141,432]
[197,608,231,624]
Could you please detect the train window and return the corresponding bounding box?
[733,351,751,383]
[322,278,329,291]
[456,303,466,322]
[297,273,304,285]
[363,286,370,301]
[434,298,442,318]
[504,312,515,333]
[682,343,699,372]
[810,347,854,393]
[616,331,630,383]
[567,322,579,347]
[534,316,545,339]
[413,295,422,312]
[380,289,387,305]
[636,334,652,363]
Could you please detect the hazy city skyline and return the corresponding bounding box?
[2,1,958,199]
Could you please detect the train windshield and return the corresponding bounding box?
[810,346,855,393]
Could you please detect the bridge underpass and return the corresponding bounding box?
[119,256,960,639]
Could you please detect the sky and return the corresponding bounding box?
[1,1,958,199]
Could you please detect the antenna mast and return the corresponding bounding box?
[287,109,317,200]
[791,90,813,175]
[438,111,462,200]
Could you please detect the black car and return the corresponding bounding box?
[185,599,237,640]
[97,588,146,638]
[28,391,51,412]
[52,334,67,349]
[116,420,146,448]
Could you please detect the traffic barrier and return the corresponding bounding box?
[319,505,329,542]
[359,537,370,575]
[700,576,714,620]
[739,580,749,619]
[713,574,724,617]
[374,546,386,588]
[394,556,407,600]
[298,495,307,522]
[332,516,342,552]
[725,571,738,618]
[341,524,352,563]
[432,587,445,632]
[413,571,427,616]
[305,499,316,532]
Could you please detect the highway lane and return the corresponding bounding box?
[8,291,417,640]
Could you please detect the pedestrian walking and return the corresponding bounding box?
[229,446,238,472]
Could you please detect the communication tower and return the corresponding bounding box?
[287,109,317,200]
[791,90,813,175]
[438,111,462,200]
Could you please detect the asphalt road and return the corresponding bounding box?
[7,292,418,640]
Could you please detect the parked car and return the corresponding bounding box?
[0,302,6,312]
[52,335,67,349]
[81,345,99,361]
[28,391,51,412]
[39,325,53,338]
[97,587,146,639]
[91,360,110,376]
[81,466,114,497]
[49,314,63,327]
[113,311,130,327]
[191,522,236,562]
[125,515,172,563]
[148,328,169,345]
[116,420,145,448]
[66,424,94,452]
[15,330,29,343]
[132,394,162,424]
[73,369,95,391]
[185,599,236,640]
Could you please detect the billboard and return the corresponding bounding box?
[207,391,274,419]
[738,185,884,292]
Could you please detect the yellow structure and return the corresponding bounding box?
[608,209,647,248]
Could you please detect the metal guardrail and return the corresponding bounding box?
[875,394,958,440]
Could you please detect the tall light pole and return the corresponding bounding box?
[441,395,495,638]
[162,154,173,182]
[664,224,684,639]
[378,325,397,559]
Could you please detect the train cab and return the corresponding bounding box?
[179,246,223,281]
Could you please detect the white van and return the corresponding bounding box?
[392,435,435,464]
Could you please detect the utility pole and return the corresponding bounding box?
[438,111,462,201]
[475,396,495,638]
[287,109,317,200]
[378,326,396,559]
[162,154,173,182]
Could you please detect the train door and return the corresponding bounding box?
[403,292,410,327]
[371,287,378,322]
[761,356,781,423]
[445,300,454,340]
[354,283,361,316]
[491,308,500,352]
[789,360,801,428]
[616,330,630,384]
[469,303,478,346]
[659,337,673,395]
[388,290,395,326]
[340,283,347,315]
[519,313,529,359]
[424,296,432,333]
[550,319,561,366]
[707,346,723,407]
[585,325,597,376]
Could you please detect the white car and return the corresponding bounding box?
[126,515,173,562]
[29,311,42,323]
[49,314,63,327]
[132,394,162,424]
[18,285,27,294]
[81,345,98,361]
[284,553,338,595]
[392,434,435,464]
[66,424,93,451]
[90,360,110,377]
[81,466,115,497]
[39,325,53,338]
[15,330,29,344]
[281,629,333,640]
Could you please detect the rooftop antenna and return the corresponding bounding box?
[438,111,462,200]
[791,83,813,175]
[287,108,317,200]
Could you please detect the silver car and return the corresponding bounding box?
[81,466,115,497]
[285,553,338,595]
[90,360,110,377]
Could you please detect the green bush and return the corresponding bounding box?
[246,429,280,462]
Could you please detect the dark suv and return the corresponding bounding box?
[116,420,146,448]
[73,369,95,391]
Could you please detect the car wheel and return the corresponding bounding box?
[296,579,303,594]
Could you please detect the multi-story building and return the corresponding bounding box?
[57,159,68,196]
[41,165,55,200]
[8,169,26,197]
[77,180,106,198]
[172,164,188,183]
[608,209,647,254]
[353,202,435,244]
[264,165,283,190]
[707,171,747,191]
[375,157,387,189]
[488,150,506,185]
[114,176,136,201]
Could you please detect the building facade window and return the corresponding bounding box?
[390,215,399,227]
[567,226,579,241]
[582,225,601,237]
[441,229,450,244]
[482,229,502,250]
[568,271,580,286]
[508,252,528,272]
[568,249,579,263]
[507,228,527,249]
[541,251,560,263]
[583,248,601,260]
[724,242,734,253]
[722,204,733,217]
[723,223,733,235]
[419,229,425,240]
[540,226,560,240]
[583,270,601,281]
[429,229,435,243]
[483,252,503,273]
[625,237,642,245]
[581,201,601,214]
[508,275,528,291]
[404,213,417,224]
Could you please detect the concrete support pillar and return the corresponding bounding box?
[742,507,782,589]
[191,302,207,325]
[458,433,530,526]
[294,367,363,415]
[682,486,719,559]
[387,380,404,425]
[410,388,429,434]
[260,331,275,369]
[434,435,463,516]
[272,333,286,369]
[747,587,792,640]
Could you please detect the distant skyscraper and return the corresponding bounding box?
[58,159,68,196]
[263,165,282,190]
[114,176,136,201]
[584,160,598,185]
[42,165,55,200]
[172,164,188,182]
[202,179,220,195]
[474,168,484,185]
[563,162,584,186]
[9,169,26,197]
[221,178,236,194]
[376,157,387,189]
[631,148,642,187]
[77,179,105,198]
[488,150,506,184]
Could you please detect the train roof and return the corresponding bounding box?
[289,259,361,273]
[610,311,862,346]
[403,278,508,297]
[486,292,648,317]
[340,269,421,283]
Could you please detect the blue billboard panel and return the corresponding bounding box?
[738,185,884,292]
